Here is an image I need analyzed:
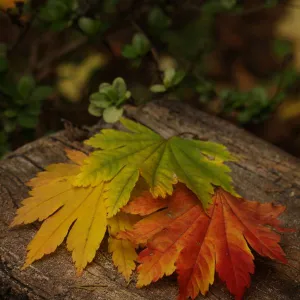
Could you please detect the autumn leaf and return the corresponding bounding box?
[11,150,106,274]
[119,184,288,300]
[11,149,87,226]
[11,149,137,279]
[73,118,236,216]
[108,212,139,281]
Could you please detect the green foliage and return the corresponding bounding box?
[78,17,106,36]
[163,18,213,60]
[148,6,171,35]
[102,106,124,124]
[122,33,150,61]
[220,87,271,124]
[38,0,78,31]
[273,39,293,59]
[88,78,131,123]
[13,76,53,128]
[150,67,185,93]
[0,69,53,156]
[102,0,119,13]
[150,84,166,93]
[276,68,300,90]
[217,67,300,124]
[194,64,300,124]
[114,0,298,124]
[18,75,36,99]
[0,44,8,73]
[220,0,237,9]
[0,0,295,157]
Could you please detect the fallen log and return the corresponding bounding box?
[0,100,299,299]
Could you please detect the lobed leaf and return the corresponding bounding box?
[11,151,107,275]
[11,149,141,280]
[119,184,288,300]
[74,118,236,215]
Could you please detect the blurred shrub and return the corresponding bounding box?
[2,0,300,157]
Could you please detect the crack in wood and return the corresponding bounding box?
[0,166,26,186]
[20,156,44,171]
[0,185,19,208]
[1,261,49,300]
[49,137,89,154]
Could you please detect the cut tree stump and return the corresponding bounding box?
[0,100,299,300]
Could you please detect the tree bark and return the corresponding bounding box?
[0,100,299,300]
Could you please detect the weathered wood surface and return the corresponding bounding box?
[0,100,299,300]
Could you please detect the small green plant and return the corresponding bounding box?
[88,77,131,123]
[273,39,293,59]
[147,6,171,35]
[16,75,53,128]
[122,33,150,62]
[0,72,53,156]
[38,0,79,31]
[220,87,271,124]
[78,17,106,36]
[150,68,186,93]
[2,75,53,130]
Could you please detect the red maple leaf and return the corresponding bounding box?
[119,184,289,300]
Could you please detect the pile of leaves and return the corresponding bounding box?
[11,118,290,300]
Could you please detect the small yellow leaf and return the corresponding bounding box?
[108,212,138,281]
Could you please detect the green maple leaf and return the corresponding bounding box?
[73,118,236,217]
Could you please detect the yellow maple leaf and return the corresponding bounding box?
[11,149,140,278]
[11,150,107,275]
[108,213,138,281]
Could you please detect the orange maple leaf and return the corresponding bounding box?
[119,184,289,300]
[122,188,168,216]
